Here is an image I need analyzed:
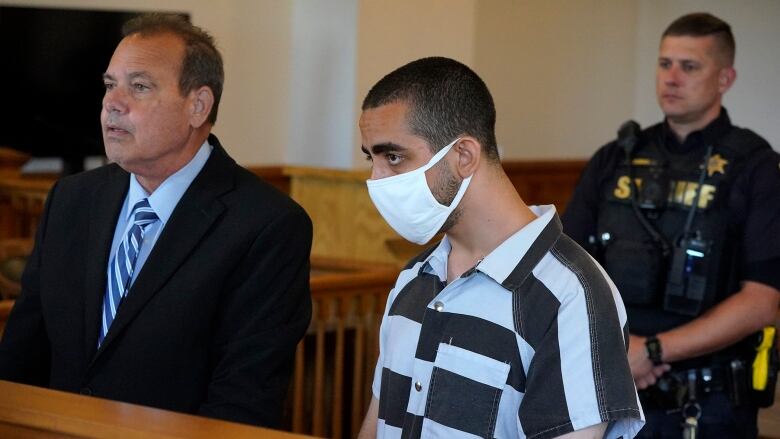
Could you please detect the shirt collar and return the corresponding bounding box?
[126,140,213,225]
[423,236,451,282]
[477,205,556,283]
[664,107,732,154]
[419,204,558,284]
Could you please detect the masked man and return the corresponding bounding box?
[356,57,644,439]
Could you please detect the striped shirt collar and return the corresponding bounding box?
[421,204,559,285]
[126,140,213,225]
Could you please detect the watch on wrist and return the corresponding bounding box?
[645,335,663,365]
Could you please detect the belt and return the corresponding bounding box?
[671,365,729,394]
[639,362,738,410]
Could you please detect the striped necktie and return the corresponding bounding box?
[98,198,158,347]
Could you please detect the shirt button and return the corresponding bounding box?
[415,381,423,392]
[433,301,444,312]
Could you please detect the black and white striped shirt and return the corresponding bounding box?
[371,205,644,439]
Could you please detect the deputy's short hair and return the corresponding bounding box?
[663,12,735,66]
[123,13,224,124]
[363,57,500,162]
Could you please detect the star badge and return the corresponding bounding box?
[707,153,728,177]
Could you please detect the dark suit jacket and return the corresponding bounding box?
[0,135,312,428]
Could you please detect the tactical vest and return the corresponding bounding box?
[596,124,769,335]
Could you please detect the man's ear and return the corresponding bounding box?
[453,136,481,178]
[718,67,736,94]
[189,86,215,128]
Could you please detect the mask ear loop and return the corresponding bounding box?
[439,138,474,209]
[365,138,464,189]
[419,137,462,173]
[446,172,473,209]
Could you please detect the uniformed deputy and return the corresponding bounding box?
[562,12,780,439]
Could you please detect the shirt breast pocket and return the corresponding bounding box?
[423,343,510,438]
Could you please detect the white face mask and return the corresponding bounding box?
[366,138,472,245]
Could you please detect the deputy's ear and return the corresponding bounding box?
[189,86,214,128]
[718,67,736,94]
[453,136,481,178]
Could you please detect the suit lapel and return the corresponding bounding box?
[83,165,130,360]
[92,139,235,360]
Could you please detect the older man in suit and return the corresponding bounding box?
[0,14,312,428]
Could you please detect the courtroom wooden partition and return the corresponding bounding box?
[0,299,12,337]
[290,257,396,439]
[283,160,587,265]
[0,175,52,240]
[0,160,587,245]
[501,159,587,209]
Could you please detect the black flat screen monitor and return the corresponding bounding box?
[0,6,187,174]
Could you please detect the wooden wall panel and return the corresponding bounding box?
[284,167,404,265]
[0,160,586,263]
[249,165,290,194]
[502,159,587,212]
[283,160,587,265]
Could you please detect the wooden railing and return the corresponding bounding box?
[0,257,397,439]
[0,299,12,337]
[0,177,52,239]
[0,238,32,300]
[290,257,396,439]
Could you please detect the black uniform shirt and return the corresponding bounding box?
[563,108,780,303]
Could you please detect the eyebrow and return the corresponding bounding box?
[102,71,155,82]
[361,142,406,155]
[658,56,698,63]
[128,71,154,81]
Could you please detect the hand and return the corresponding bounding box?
[628,334,670,390]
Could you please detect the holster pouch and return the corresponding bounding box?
[752,327,779,408]
[729,359,748,407]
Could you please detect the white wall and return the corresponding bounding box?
[353,0,478,166]
[288,0,357,168]
[474,0,779,160]
[474,0,639,160]
[216,0,292,165]
[3,1,778,165]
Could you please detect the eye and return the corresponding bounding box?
[103,81,116,91]
[386,153,402,166]
[658,59,671,69]
[681,62,698,73]
[364,153,373,162]
[132,82,150,92]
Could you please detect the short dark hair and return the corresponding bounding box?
[362,57,499,162]
[662,12,735,66]
[122,13,224,124]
